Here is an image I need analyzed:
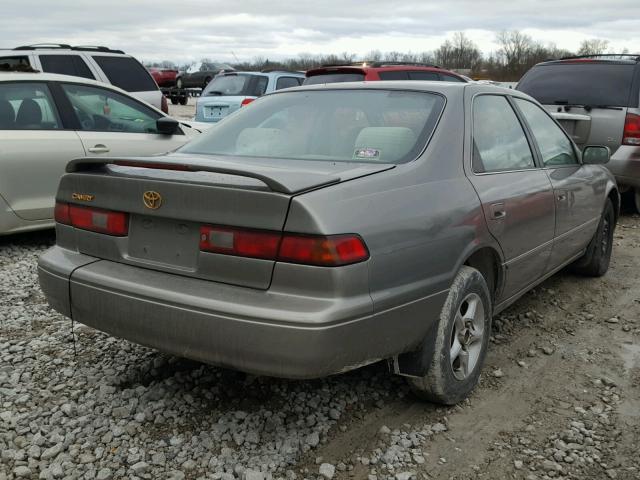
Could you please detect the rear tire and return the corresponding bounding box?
[170,97,179,105]
[634,189,640,214]
[571,199,615,277]
[408,266,492,405]
[179,96,188,106]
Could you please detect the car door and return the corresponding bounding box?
[0,81,86,221]
[59,82,188,157]
[466,93,556,301]
[513,98,602,269]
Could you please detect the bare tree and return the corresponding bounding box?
[434,32,481,70]
[577,39,610,56]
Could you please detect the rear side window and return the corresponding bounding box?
[303,73,365,85]
[514,98,578,167]
[473,95,535,173]
[0,82,61,130]
[408,71,440,81]
[275,76,302,90]
[39,55,95,79]
[0,56,30,70]
[517,63,637,107]
[440,73,465,82]
[92,56,157,92]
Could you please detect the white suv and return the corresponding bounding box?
[0,44,166,112]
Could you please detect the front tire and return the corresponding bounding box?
[409,266,492,405]
[572,199,615,277]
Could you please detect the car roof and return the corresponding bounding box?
[306,64,464,78]
[273,79,524,98]
[221,70,305,78]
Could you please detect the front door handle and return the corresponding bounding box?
[88,144,110,154]
[490,202,507,220]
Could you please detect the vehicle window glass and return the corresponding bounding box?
[517,63,635,107]
[379,71,409,80]
[440,73,464,82]
[408,71,440,81]
[202,74,268,97]
[514,98,578,167]
[275,76,302,90]
[61,83,161,133]
[0,56,30,71]
[252,76,269,96]
[180,89,445,164]
[92,56,157,92]
[39,55,95,79]
[303,73,365,85]
[472,95,535,173]
[0,82,61,130]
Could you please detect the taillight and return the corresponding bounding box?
[241,98,254,107]
[161,95,169,114]
[199,225,369,266]
[623,113,640,146]
[200,226,281,260]
[54,202,129,236]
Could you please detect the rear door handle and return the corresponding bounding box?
[490,203,507,220]
[88,144,110,154]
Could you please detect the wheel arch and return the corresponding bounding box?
[461,244,504,304]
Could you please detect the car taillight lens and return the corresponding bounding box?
[623,113,640,146]
[241,98,254,107]
[161,95,169,114]
[54,202,129,236]
[200,226,281,260]
[199,225,369,266]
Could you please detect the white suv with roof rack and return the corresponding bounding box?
[0,44,166,112]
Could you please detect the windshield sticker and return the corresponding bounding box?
[354,148,381,160]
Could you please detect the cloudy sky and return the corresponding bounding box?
[3,1,640,64]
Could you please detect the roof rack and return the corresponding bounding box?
[557,54,640,62]
[13,44,125,54]
[319,61,442,69]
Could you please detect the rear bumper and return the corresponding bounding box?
[608,145,640,188]
[38,247,448,379]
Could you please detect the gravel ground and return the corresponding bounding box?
[1,212,640,480]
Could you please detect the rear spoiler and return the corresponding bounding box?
[66,157,341,195]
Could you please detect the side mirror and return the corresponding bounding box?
[582,145,610,165]
[156,117,179,135]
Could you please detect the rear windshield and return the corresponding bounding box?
[180,89,445,164]
[202,74,268,97]
[517,63,637,107]
[92,56,157,92]
[303,73,365,85]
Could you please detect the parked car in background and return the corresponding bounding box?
[517,54,640,210]
[176,62,235,89]
[0,71,203,235]
[38,81,617,405]
[304,62,468,84]
[0,44,168,113]
[148,67,178,88]
[194,70,305,122]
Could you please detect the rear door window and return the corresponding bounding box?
[0,82,62,130]
[275,76,302,90]
[303,73,365,85]
[514,98,579,167]
[379,71,410,80]
[408,71,440,81]
[472,95,535,173]
[39,54,95,79]
[517,63,637,107]
[61,83,161,133]
[92,56,157,92]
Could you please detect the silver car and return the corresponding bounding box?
[0,72,202,235]
[38,82,618,404]
[517,55,640,210]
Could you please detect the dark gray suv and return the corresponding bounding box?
[38,82,618,405]
[517,55,640,210]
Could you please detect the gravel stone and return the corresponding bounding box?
[319,463,336,479]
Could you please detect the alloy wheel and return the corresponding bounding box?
[450,293,485,380]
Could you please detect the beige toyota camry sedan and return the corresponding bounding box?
[0,71,203,235]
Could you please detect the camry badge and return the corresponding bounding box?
[143,191,162,210]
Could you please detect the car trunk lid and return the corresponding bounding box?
[57,155,393,289]
[198,95,249,121]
